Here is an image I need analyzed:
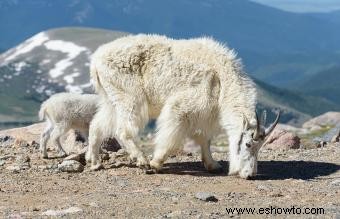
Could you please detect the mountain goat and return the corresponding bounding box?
[39,92,98,158]
[86,34,280,179]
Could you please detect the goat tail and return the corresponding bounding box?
[90,61,106,96]
[38,102,47,121]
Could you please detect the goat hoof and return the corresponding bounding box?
[90,163,104,171]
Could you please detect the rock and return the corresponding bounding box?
[318,124,340,142]
[167,210,183,218]
[16,155,30,164]
[331,130,340,143]
[31,140,40,149]
[195,192,218,202]
[42,207,82,216]
[330,179,340,186]
[6,165,21,173]
[0,135,14,147]
[0,160,5,166]
[315,141,327,148]
[58,160,84,173]
[64,153,85,164]
[264,129,300,150]
[14,138,29,147]
[101,138,121,152]
[303,112,340,129]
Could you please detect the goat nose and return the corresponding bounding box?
[246,143,251,148]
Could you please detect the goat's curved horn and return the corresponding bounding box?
[265,111,281,136]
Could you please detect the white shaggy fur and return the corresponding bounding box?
[39,92,98,158]
[86,34,279,178]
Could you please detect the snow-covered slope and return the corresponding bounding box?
[0,27,127,124]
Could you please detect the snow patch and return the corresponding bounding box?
[44,40,89,78]
[13,62,27,72]
[80,82,92,88]
[65,84,83,94]
[3,33,49,63]
[63,72,80,84]
[40,59,51,65]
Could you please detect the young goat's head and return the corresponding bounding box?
[238,111,280,179]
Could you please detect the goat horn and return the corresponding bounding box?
[253,111,260,139]
[265,111,281,136]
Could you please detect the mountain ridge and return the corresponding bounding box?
[1,27,339,127]
[1,0,340,88]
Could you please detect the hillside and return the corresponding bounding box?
[1,27,339,127]
[1,0,340,87]
[295,66,340,104]
[0,27,127,125]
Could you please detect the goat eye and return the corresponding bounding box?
[251,133,254,138]
[246,143,251,148]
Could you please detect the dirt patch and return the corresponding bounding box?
[0,131,339,218]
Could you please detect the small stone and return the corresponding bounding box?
[29,207,40,211]
[195,192,218,202]
[0,160,5,166]
[6,165,21,173]
[58,160,84,173]
[330,179,340,186]
[42,207,82,216]
[31,141,40,149]
[167,210,182,218]
[0,135,14,147]
[101,138,121,152]
[14,138,29,147]
[16,155,30,164]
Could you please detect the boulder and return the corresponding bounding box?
[303,112,340,129]
[313,124,340,144]
[264,129,300,150]
[331,130,340,143]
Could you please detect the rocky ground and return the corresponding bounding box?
[0,123,339,218]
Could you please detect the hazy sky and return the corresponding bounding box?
[250,0,340,13]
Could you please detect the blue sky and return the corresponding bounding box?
[250,0,340,12]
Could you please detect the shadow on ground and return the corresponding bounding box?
[161,160,340,180]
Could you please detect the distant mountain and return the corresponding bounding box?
[307,10,340,25]
[295,66,340,105]
[0,27,127,123]
[1,0,340,88]
[1,27,339,126]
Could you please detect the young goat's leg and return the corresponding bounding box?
[39,120,53,158]
[50,124,68,157]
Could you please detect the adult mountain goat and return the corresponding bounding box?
[86,34,280,179]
